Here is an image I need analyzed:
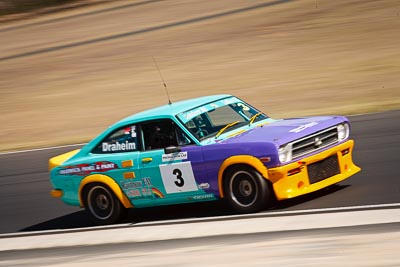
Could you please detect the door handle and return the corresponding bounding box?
[142,157,153,163]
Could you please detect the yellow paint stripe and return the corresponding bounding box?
[228,130,246,138]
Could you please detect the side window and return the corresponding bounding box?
[92,125,138,154]
[141,120,194,151]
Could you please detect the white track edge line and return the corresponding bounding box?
[0,143,87,155]
[135,203,400,226]
[1,203,399,238]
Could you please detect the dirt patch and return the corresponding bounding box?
[0,0,399,151]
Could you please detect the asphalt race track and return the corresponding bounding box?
[0,110,399,234]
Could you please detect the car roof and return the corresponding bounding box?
[116,94,232,125]
[76,94,237,156]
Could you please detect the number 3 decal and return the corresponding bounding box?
[160,162,198,194]
[173,168,185,187]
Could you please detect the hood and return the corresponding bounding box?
[218,116,348,146]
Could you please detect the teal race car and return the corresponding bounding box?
[49,95,360,224]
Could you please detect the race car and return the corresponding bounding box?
[49,94,361,224]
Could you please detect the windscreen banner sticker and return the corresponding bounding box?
[178,97,239,123]
[59,161,118,176]
[159,161,198,194]
[182,107,208,121]
[162,151,188,162]
[222,97,237,105]
[236,103,250,111]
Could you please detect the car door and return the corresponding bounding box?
[135,119,212,207]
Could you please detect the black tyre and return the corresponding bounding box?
[83,183,125,225]
[223,166,272,213]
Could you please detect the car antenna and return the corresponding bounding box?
[152,56,172,105]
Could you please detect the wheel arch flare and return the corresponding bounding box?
[218,155,270,198]
[78,174,133,209]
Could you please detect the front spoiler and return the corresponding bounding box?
[268,140,361,200]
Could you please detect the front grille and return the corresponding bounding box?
[292,126,338,159]
[308,155,340,184]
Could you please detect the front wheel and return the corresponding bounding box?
[83,183,125,225]
[223,166,272,213]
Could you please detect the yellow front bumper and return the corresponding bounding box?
[268,140,361,200]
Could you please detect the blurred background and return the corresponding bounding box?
[0,0,399,151]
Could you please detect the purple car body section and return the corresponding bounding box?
[184,142,277,196]
[180,115,350,197]
[217,116,349,147]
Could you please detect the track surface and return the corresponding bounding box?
[0,111,399,234]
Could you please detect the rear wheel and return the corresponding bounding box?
[83,183,125,225]
[224,166,272,213]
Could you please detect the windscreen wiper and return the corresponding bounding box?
[215,121,240,138]
[248,112,262,126]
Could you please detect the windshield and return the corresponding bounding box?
[177,97,268,140]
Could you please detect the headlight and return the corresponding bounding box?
[278,144,292,163]
[337,123,349,141]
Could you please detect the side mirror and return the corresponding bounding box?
[164,146,181,154]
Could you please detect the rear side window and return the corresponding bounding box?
[92,125,138,154]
